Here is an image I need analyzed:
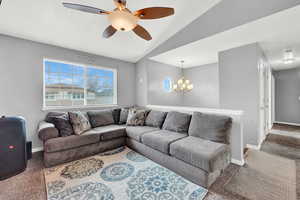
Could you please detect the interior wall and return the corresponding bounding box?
[0,34,136,150]
[273,67,300,124]
[135,58,148,107]
[219,43,260,146]
[183,63,220,108]
[146,60,183,106]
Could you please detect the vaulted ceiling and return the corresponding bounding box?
[150,4,300,70]
[0,0,220,62]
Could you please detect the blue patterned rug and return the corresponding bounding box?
[44,147,208,200]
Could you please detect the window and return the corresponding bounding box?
[44,59,117,109]
[163,78,173,93]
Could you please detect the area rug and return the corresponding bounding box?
[44,147,208,200]
[225,149,297,200]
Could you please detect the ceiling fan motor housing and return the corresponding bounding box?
[108,10,139,31]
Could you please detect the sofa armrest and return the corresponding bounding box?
[38,121,59,142]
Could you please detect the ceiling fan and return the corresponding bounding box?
[62,0,175,41]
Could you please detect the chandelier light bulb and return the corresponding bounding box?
[178,79,183,85]
[173,60,193,92]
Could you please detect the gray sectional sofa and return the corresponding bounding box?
[38,108,232,188]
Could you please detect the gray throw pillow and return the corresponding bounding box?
[119,108,129,124]
[45,112,67,124]
[48,114,74,137]
[69,111,91,135]
[188,112,232,144]
[145,110,167,128]
[126,109,148,126]
[162,111,191,133]
[87,110,114,128]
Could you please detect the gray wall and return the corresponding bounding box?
[145,0,300,58]
[183,63,220,108]
[135,59,183,106]
[136,60,220,108]
[0,34,136,150]
[135,58,148,107]
[274,68,300,124]
[147,60,183,106]
[219,43,260,146]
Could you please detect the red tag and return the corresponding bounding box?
[8,145,14,149]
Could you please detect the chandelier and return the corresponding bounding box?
[172,61,194,92]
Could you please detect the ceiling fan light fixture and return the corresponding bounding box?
[108,10,139,31]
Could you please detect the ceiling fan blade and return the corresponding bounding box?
[133,25,152,41]
[134,7,175,19]
[103,25,117,38]
[114,0,126,10]
[62,3,109,15]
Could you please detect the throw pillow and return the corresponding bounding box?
[145,110,167,128]
[119,108,129,124]
[112,108,121,124]
[47,114,73,137]
[69,111,91,135]
[162,111,191,133]
[188,112,232,144]
[45,112,67,124]
[87,110,114,128]
[126,109,148,126]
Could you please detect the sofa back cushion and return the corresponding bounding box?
[162,111,191,133]
[87,110,114,128]
[188,112,232,144]
[145,110,167,128]
[69,111,91,135]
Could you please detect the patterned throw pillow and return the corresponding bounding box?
[48,114,74,137]
[68,111,91,135]
[126,109,148,126]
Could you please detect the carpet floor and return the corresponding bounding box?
[0,138,298,200]
[225,150,297,200]
[44,147,208,200]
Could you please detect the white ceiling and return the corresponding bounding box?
[0,0,220,63]
[150,5,300,70]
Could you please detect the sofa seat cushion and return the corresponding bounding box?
[44,132,100,153]
[170,136,230,172]
[85,125,126,141]
[126,126,159,142]
[141,130,187,154]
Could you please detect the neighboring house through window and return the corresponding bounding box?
[44,59,117,109]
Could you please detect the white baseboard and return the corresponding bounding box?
[246,144,261,150]
[231,158,245,166]
[274,121,300,127]
[32,147,43,153]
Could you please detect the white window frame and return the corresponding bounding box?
[43,58,118,110]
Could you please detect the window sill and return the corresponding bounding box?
[42,104,119,111]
